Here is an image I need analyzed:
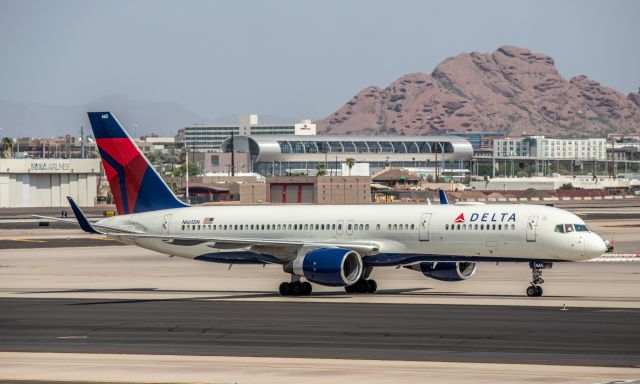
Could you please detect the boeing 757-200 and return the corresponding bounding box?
[38,112,608,297]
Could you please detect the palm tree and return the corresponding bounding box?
[1,137,14,159]
[345,158,356,176]
[316,163,327,176]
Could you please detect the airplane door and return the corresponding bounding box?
[526,215,538,242]
[346,220,354,236]
[419,213,432,241]
[337,220,344,235]
[161,214,172,236]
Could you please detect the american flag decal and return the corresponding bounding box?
[203,217,214,224]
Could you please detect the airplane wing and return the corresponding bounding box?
[108,232,381,256]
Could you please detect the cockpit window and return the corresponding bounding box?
[574,224,590,232]
[556,223,591,233]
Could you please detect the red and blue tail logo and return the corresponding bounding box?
[88,112,187,215]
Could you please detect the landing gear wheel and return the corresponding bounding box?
[290,281,302,296]
[301,282,312,296]
[345,278,378,294]
[366,279,377,293]
[279,282,290,296]
[279,281,312,296]
[526,285,543,297]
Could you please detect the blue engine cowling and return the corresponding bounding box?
[284,248,363,286]
[409,262,477,281]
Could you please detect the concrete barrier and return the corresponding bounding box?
[488,198,497,202]
[497,198,506,202]
[613,195,623,199]
[542,197,557,201]
[583,196,592,200]
[594,196,603,200]
[531,197,540,201]
[507,197,518,202]
[560,197,570,201]
[604,196,613,200]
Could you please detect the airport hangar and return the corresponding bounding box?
[0,158,101,208]
[220,135,474,176]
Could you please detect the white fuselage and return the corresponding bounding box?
[98,203,607,264]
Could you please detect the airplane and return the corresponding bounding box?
[37,112,609,298]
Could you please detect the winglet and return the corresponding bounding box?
[438,189,449,205]
[67,196,101,234]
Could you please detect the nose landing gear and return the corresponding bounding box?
[526,261,552,297]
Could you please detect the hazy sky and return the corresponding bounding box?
[1,0,638,120]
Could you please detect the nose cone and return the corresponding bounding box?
[584,234,607,259]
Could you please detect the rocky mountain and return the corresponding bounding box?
[0,94,206,138]
[318,46,640,137]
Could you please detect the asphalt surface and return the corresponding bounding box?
[0,298,638,367]
[0,238,125,249]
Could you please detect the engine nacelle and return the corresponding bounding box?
[409,262,477,281]
[284,248,363,286]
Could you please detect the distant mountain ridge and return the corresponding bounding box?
[317,45,640,137]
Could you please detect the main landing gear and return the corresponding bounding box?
[279,276,312,296]
[345,278,377,294]
[526,261,552,297]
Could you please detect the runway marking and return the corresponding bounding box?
[7,238,46,243]
[56,336,88,340]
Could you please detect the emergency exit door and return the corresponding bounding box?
[419,213,432,241]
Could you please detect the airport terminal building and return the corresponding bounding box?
[221,135,474,176]
[0,158,101,208]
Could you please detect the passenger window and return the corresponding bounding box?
[457,224,461,230]
[181,225,185,230]
[316,224,320,230]
[365,224,370,230]
[462,224,466,230]
[332,224,336,230]
[445,224,449,230]
[387,224,392,230]
[338,224,342,230]
[399,224,403,230]
[511,224,515,230]
[480,224,484,230]
[304,224,308,230]
[492,224,496,230]
[348,224,352,230]
[376,224,381,230]
[498,224,501,230]
[359,224,364,230]
[393,224,397,230]
[410,224,415,230]
[555,224,564,233]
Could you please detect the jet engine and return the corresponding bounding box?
[284,248,363,286]
[408,262,477,281]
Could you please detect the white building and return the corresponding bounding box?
[493,136,606,160]
[0,158,101,208]
[184,114,316,152]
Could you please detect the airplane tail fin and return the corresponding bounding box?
[87,112,188,215]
